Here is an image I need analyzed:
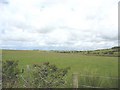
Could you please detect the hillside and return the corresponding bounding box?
[53,46,120,57]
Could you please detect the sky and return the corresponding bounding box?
[0,0,119,50]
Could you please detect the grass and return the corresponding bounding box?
[78,69,118,88]
[2,50,118,88]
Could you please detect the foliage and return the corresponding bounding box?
[31,62,70,88]
[2,60,70,88]
[53,46,120,57]
[2,60,21,88]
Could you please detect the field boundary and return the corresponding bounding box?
[79,75,119,79]
[72,73,119,88]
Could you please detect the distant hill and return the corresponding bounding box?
[53,46,120,57]
[111,46,120,49]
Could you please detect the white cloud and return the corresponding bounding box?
[0,0,119,50]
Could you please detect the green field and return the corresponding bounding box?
[2,50,118,88]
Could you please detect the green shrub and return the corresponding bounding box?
[2,60,20,88]
[3,60,70,88]
[32,62,70,88]
[19,62,70,88]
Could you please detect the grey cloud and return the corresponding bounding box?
[86,15,104,21]
[59,26,77,30]
[13,23,32,31]
[35,26,56,34]
[96,33,118,42]
[2,37,34,42]
[0,0,9,4]
[101,35,118,41]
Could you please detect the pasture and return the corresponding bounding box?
[2,50,118,88]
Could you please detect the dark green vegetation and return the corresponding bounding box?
[2,60,69,88]
[2,60,20,88]
[53,46,120,57]
[2,46,119,88]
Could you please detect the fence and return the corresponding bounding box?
[2,63,119,88]
[72,73,119,88]
[19,65,68,88]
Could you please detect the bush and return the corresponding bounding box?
[2,60,20,88]
[2,60,70,88]
[31,62,70,88]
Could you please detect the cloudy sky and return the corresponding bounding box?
[0,0,119,50]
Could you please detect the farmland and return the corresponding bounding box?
[2,49,118,88]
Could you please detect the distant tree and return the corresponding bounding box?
[87,51,90,54]
[108,51,114,55]
[103,52,108,54]
[111,46,120,49]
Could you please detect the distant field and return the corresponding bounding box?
[2,50,118,88]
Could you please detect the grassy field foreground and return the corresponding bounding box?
[2,50,118,88]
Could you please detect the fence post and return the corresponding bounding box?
[26,65,30,71]
[72,73,79,89]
